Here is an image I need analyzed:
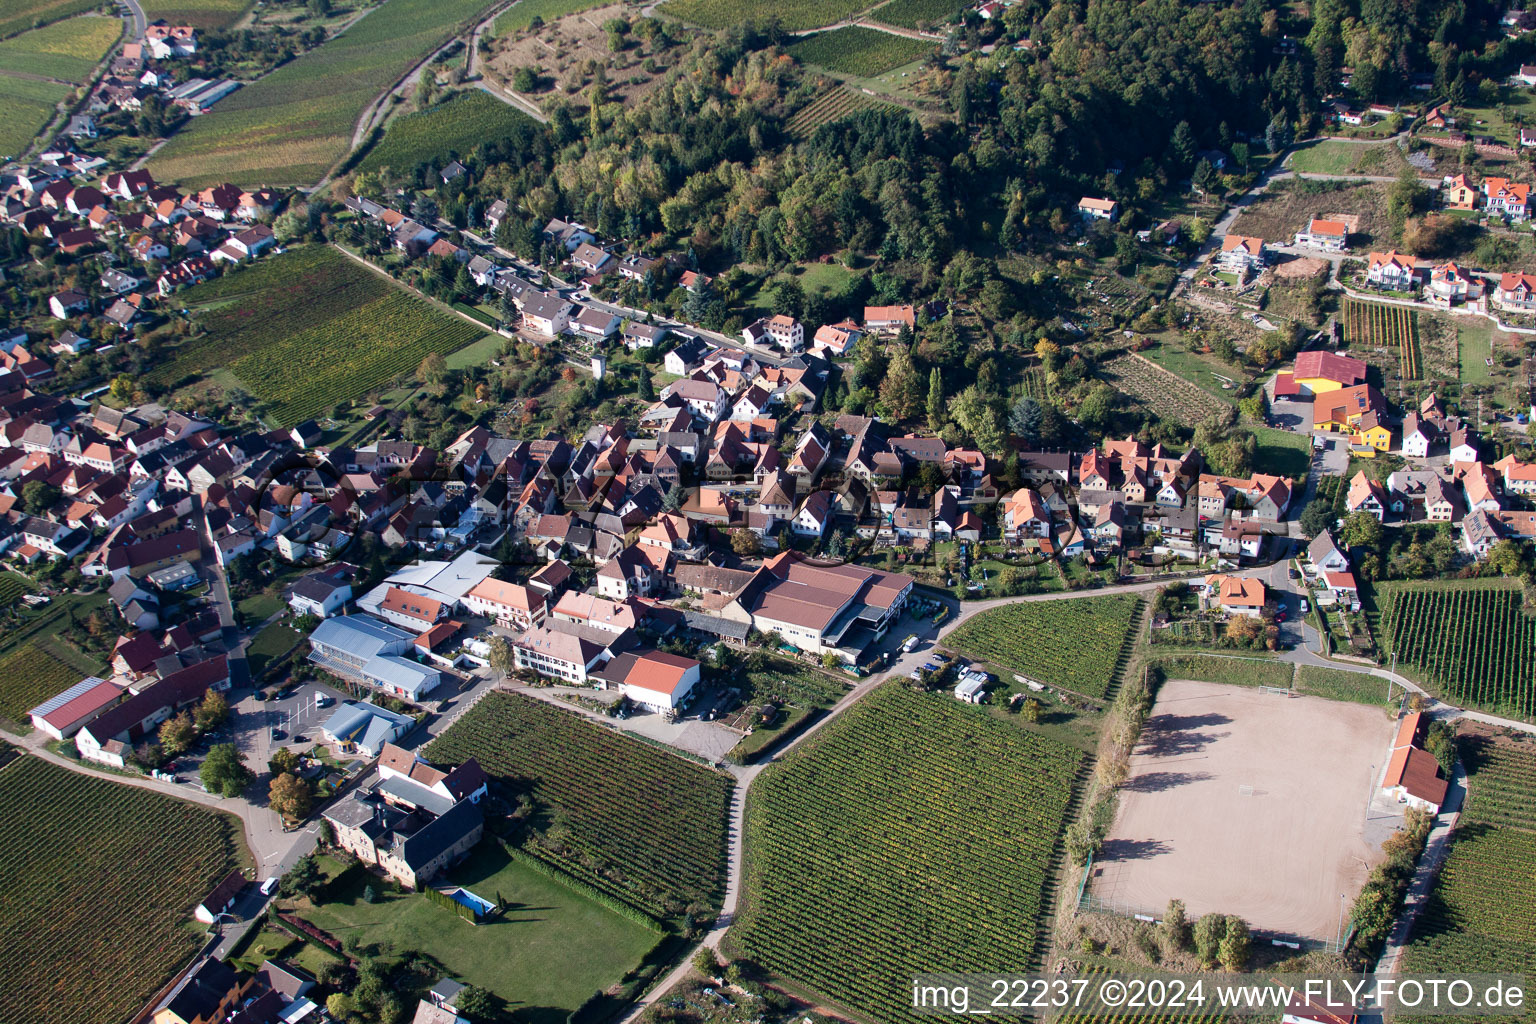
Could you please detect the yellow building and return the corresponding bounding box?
[1349,411,1392,458]
[1445,173,1478,211]
[1294,350,1369,396]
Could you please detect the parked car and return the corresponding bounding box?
[314,694,332,707]
[260,876,280,896]
[1300,598,1310,613]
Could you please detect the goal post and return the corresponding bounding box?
[1257,685,1294,696]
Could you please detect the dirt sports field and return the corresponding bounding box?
[1090,679,1393,940]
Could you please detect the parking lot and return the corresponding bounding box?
[226,680,348,769]
[261,681,347,747]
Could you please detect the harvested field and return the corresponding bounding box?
[1091,678,1392,940]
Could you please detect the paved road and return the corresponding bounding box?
[119,0,145,41]
[194,494,249,693]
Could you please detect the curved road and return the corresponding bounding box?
[120,0,146,42]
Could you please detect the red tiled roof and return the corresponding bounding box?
[1384,745,1448,806]
[1294,350,1367,385]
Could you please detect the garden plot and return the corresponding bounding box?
[1100,351,1228,425]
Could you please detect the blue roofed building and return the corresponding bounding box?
[308,613,443,701]
[321,700,415,756]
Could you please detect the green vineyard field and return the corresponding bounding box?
[424,691,732,918]
[736,684,1082,1024]
[1377,580,1536,721]
[0,756,246,1024]
[1402,732,1536,1008]
[149,245,480,426]
[943,594,1141,698]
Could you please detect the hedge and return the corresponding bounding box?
[499,841,665,932]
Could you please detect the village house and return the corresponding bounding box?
[144,24,198,58]
[323,786,483,890]
[519,292,573,336]
[1077,196,1119,221]
[812,321,861,356]
[513,622,616,683]
[1428,262,1483,308]
[1444,173,1479,210]
[1346,471,1388,520]
[1203,573,1267,616]
[1293,217,1348,252]
[1381,711,1449,813]
[1001,487,1051,543]
[1216,234,1267,276]
[1494,271,1536,311]
[591,648,700,715]
[462,577,545,630]
[863,305,915,334]
[1366,250,1425,291]
[1485,176,1531,220]
[743,314,804,353]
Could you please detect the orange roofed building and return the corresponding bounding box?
[1203,573,1268,616]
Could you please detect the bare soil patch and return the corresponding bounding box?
[1089,678,1394,941]
[1272,255,1328,280]
[1231,181,1390,250]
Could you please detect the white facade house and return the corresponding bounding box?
[597,649,700,714]
[519,292,573,336]
[513,624,612,683]
[1293,218,1347,252]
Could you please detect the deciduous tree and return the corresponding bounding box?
[270,771,313,821]
[200,742,253,798]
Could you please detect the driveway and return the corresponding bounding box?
[1295,433,1348,520]
[1268,396,1313,432]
